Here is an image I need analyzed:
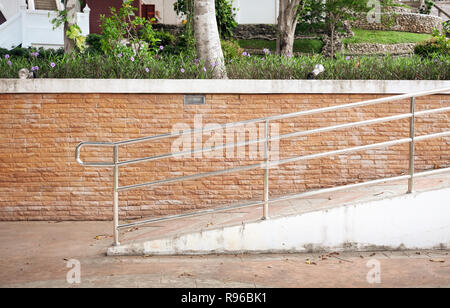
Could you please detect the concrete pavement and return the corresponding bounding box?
[0,221,449,288]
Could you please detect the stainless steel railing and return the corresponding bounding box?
[76,87,450,246]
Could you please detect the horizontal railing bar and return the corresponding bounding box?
[117,162,264,191]
[76,92,449,167]
[117,200,265,229]
[107,87,450,147]
[274,113,412,141]
[414,166,450,178]
[75,142,115,167]
[117,136,268,167]
[78,162,115,167]
[115,105,449,167]
[414,106,450,117]
[118,112,416,166]
[271,174,412,203]
[117,166,450,229]
[117,138,412,192]
[273,138,412,167]
[415,131,450,142]
[115,129,450,192]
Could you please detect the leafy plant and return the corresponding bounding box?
[1,51,448,80]
[99,0,160,57]
[154,31,176,47]
[443,20,450,36]
[174,0,237,39]
[419,0,434,14]
[414,29,450,58]
[221,40,243,61]
[86,34,103,54]
[49,8,86,52]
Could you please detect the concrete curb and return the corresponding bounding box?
[1,79,450,94]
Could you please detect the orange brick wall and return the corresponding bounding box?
[0,93,448,221]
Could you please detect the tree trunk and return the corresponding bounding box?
[64,0,78,53]
[194,0,227,79]
[276,0,301,56]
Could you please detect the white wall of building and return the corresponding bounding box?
[142,0,279,25]
[233,0,278,24]
[0,0,23,20]
[0,2,90,49]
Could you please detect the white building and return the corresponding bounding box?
[0,0,90,49]
[0,0,279,49]
[143,0,279,25]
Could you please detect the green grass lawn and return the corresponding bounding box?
[238,39,323,54]
[238,30,432,54]
[342,29,432,44]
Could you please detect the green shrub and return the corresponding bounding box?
[86,34,103,54]
[99,0,159,58]
[1,53,448,80]
[443,21,450,36]
[154,31,176,47]
[419,0,434,14]
[0,47,64,59]
[414,30,450,58]
[221,40,243,60]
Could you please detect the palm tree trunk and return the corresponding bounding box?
[194,0,227,79]
[276,0,301,56]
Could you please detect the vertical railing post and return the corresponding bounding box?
[263,120,270,220]
[113,145,120,246]
[408,97,415,194]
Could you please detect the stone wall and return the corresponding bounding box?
[352,13,443,34]
[0,85,448,221]
[345,43,416,55]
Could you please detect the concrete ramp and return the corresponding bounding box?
[108,179,450,256]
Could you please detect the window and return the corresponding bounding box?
[142,4,156,22]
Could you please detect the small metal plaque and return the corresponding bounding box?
[184,95,206,105]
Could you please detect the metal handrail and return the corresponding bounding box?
[76,87,450,246]
[434,3,450,19]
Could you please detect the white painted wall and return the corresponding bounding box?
[141,0,278,25]
[0,3,90,49]
[108,187,450,255]
[0,0,23,20]
[232,0,278,24]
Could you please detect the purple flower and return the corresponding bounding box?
[242,52,247,56]
[130,56,135,62]
[31,52,39,57]
[50,62,56,68]
[211,62,217,68]
[193,58,199,64]
[117,53,122,58]
[7,60,12,66]
[263,48,270,55]
[159,46,164,50]
[5,54,10,59]
[345,56,351,60]
[180,68,185,73]
[31,66,39,71]
[203,67,207,72]
[145,67,149,73]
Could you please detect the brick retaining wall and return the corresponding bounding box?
[0,92,448,221]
